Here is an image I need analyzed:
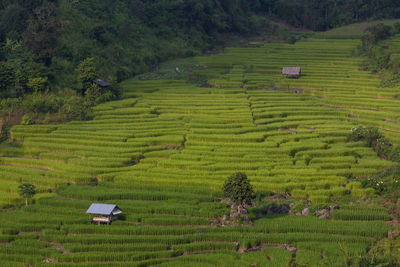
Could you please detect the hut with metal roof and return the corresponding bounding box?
[93,79,111,88]
[282,67,301,78]
[86,203,122,225]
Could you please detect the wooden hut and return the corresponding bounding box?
[282,67,301,78]
[86,203,122,225]
[93,79,111,88]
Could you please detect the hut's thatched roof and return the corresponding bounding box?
[282,67,301,75]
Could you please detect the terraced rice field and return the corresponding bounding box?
[1,35,399,266]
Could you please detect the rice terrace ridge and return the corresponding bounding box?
[1,1,400,266]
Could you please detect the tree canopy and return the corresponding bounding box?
[17,183,36,206]
[223,172,255,205]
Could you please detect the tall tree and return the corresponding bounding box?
[223,172,255,205]
[0,62,14,97]
[22,1,62,66]
[0,4,27,40]
[18,183,36,206]
[76,57,98,94]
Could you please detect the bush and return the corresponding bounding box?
[362,176,387,194]
[393,23,400,34]
[20,115,33,125]
[359,239,400,266]
[0,98,21,117]
[22,93,62,114]
[291,201,305,213]
[94,91,117,105]
[60,97,93,121]
[348,126,369,142]
[376,137,392,158]
[286,35,298,44]
[363,167,400,194]
[362,24,393,46]
[27,77,48,93]
[389,145,400,162]
[348,126,393,159]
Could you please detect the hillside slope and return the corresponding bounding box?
[0,34,399,265]
[1,0,399,96]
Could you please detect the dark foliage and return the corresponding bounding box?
[262,0,400,31]
[17,183,36,206]
[362,167,400,194]
[358,23,400,88]
[223,172,255,205]
[348,126,393,159]
[0,0,398,96]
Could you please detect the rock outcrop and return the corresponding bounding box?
[291,204,340,219]
[212,203,253,227]
[301,208,310,216]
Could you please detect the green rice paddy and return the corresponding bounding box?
[1,33,400,266]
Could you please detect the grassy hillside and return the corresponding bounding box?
[1,34,400,265]
[314,19,400,39]
[1,0,399,98]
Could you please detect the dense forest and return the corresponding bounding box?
[0,0,399,123]
[2,2,400,265]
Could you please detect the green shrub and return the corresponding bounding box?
[348,126,394,159]
[20,115,33,125]
[388,145,400,162]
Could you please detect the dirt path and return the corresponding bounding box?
[237,242,297,254]
[49,242,69,254]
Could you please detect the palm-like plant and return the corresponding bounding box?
[18,183,36,206]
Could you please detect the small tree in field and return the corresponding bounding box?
[223,172,255,205]
[18,183,36,206]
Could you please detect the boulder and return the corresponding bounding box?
[301,208,310,216]
[219,198,233,206]
[329,204,340,213]
[285,245,297,252]
[230,209,238,218]
[388,231,395,239]
[316,209,330,219]
[316,209,326,215]
[199,82,212,88]
[267,204,290,215]
[238,205,248,215]
[280,204,291,214]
